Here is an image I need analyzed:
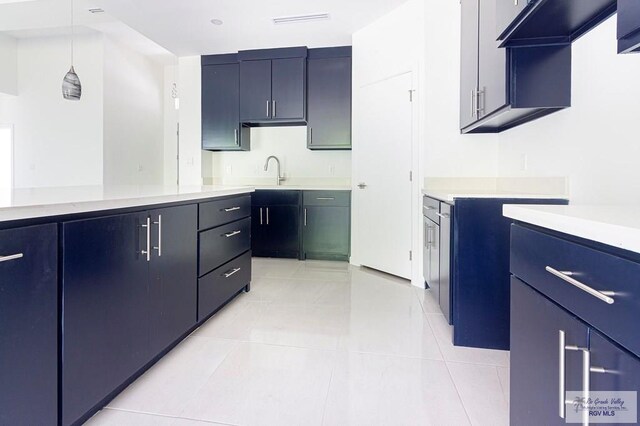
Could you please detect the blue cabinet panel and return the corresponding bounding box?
[510,276,588,426]
[618,0,640,53]
[62,212,151,426]
[0,224,58,426]
[240,59,272,122]
[460,0,480,129]
[271,57,306,122]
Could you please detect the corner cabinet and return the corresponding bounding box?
[0,224,58,426]
[460,0,572,134]
[251,190,301,259]
[239,47,307,124]
[510,224,640,425]
[618,0,640,54]
[307,48,352,150]
[201,55,250,151]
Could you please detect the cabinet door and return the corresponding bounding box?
[202,63,245,151]
[478,0,507,118]
[460,0,480,129]
[618,0,640,39]
[149,205,198,355]
[303,206,350,260]
[589,331,640,406]
[429,224,440,301]
[62,213,151,426]
[267,205,300,258]
[0,224,57,426]
[271,57,306,121]
[251,205,271,257]
[307,56,351,149]
[510,277,588,426]
[439,204,452,324]
[240,59,272,121]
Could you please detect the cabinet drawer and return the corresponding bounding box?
[199,195,251,230]
[252,190,300,206]
[303,190,350,207]
[199,217,251,276]
[423,196,440,224]
[198,251,252,321]
[511,224,640,358]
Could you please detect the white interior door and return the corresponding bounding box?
[0,125,12,188]
[355,73,413,279]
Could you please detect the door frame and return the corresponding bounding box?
[351,63,424,288]
[0,123,15,189]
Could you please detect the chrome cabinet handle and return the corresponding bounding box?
[153,215,162,257]
[426,225,435,246]
[224,207,241,212]
[266,207,269,225]
[234,128,239,145]
[435,212,450,219]
[304,208,307,226]
[309,128,313,145]
[272,100,277,117]
[316,197,335,201]
[559,330,588,419]
[0,253,23,263]
[266,100,270,118]
[141,217,151,262]
[477,88,485,117]
[259,207,263,225]
[224,230,242,238]
[471,89,475,118]
[224,267,241,278]
[546,267,615,305]
[423,205,436,211]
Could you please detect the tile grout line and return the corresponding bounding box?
[318,352,339,426]
[101,407,240,425]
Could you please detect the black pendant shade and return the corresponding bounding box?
[62,66,81,101]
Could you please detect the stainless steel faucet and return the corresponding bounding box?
[264,156,286,186]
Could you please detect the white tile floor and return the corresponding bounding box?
[86,258,510,426]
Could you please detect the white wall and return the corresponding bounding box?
[177,56,202,185]
[497,16,640,205]
[424,0,499,177]
[0,33,18,96]
[163,65,179,185]
[103,37,165,185]
[206,126,352,186]
[11,34,104,188]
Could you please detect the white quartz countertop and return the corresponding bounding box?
[503,204,640,255]
[0,185,254,223]
[423,189,568,202]
[252,185,352,191]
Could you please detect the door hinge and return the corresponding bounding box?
[409,250,413,261]
[409,171,413,182]
[409,90,415,102]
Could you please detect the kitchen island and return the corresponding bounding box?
[0,185,254,426]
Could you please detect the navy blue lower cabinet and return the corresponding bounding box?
[251,190,301,259]
[62,212,152,426]
[0,224,58,426]
[589,331,640,401]
[510,276,588,426]
[148,205,198,355]
[451,198,567,350]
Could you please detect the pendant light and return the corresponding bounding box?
[62,0,81,101]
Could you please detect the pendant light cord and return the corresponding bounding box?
[70,0,74,66]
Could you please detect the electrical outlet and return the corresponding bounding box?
[225,165,233,175]
[329,165,336,175]
[138,164,144,172]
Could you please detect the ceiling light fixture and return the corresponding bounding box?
[62,0,81,101]
[273,13,330,25]
[210,19,223,26]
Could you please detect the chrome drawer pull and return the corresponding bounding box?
[435,212,450,219]
[0,253,23,263]
[224,207,241,212]
[546,266,615,305]
[224,268,241,278]
[316,197,335,201]
[224,230,242,238]
[423,206,436,211]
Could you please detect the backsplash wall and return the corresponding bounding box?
[202,126,352,186]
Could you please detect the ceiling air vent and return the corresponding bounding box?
[273,13,330,25]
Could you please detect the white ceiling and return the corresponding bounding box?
[94,0,411,56]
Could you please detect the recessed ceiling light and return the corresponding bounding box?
[210,19,224,26]
[273,13,330,25]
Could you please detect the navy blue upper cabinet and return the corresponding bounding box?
[239,47,308,124]
[618,0,640,53]
[307,47,352,150]
[497,0,616,47]
[201,54,250,151]
[461,0,572,133]
[0,224,58,426]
